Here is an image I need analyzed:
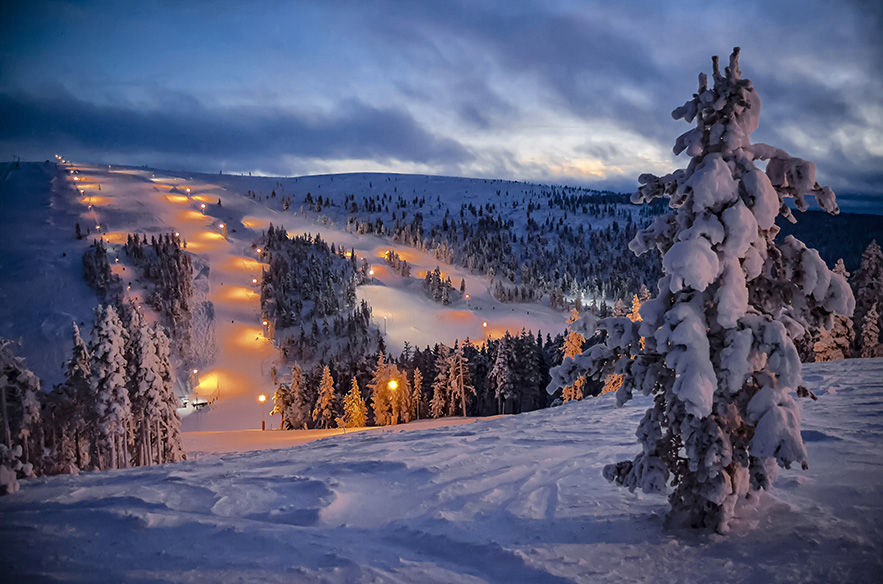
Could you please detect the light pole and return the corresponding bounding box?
[258,394,267,430]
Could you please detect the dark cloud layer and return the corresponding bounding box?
[0,89,469,172]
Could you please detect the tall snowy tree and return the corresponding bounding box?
[0,339,44,488]
[411,368,423,421]
[368,354,404,426]
[429,345,452,419]
[271,381,292,429]
[447,343,474,417]
[813,260,854,362]
[48,323,92,473]
[860,304,881,358]
[312,366,336,429]
[488,335,515,414]
[151,325,185,464]
[341,377,368,428]
[89,304,132,471]
[124,306,161,466]
[562,310,586,402]
[550,48,853,532]
[852,241,883,357]
[284,364,309,430]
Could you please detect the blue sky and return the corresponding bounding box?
[1,0,881,194]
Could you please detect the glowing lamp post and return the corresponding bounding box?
[383,316,387,334]
[258,394,267,430]
[388,380,398,391]
[219,223,227,237]
[252,278,258,285]
[200,203,206,214]
[256,247,262,255]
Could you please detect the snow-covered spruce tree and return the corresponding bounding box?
[447,343,474,417]
[852,241,883,356]
[312,366,336,429]
[860,303,882,358]
[562,310,586,402]
[813,260,854,362]
[429,345,451,419]
[150,324,185,464]
[46,322,92,473]
[549,48,853,532]
[488,334,515,414]
[411,368,423,421]
[89,304,132,470]
[285,364,309,430]
[0,339,45,490]
[342,377,368,428]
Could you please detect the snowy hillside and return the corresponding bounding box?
[1,358,881,582]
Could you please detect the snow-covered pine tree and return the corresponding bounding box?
[312,365,336,429]
[549,48,853,532]
[488,334,515,414]
[342,377,368,428]
[860,303,882,358]
[123,305,159,466]
[285,364,309,430]
[368,354,404,426]
[271,381,291,429]
[429,345,451,419]
[562,309,586,402]
[396,373,414,424]
[813,260,854,362]
[89,305,132,470]
[411,368,423,421]
[852,241,883,356]
[447,343,474,417]
[49,322,92,473]
[0,339,44,486]
[612,299,627,318]
[150,325,185,463]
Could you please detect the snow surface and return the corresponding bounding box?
[1,358,881,583]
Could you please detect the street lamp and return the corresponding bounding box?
[383,316,387,334]
[258,394,267,430]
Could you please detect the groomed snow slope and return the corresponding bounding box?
[1,358,881,583]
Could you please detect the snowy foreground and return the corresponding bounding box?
[2,359,882,583]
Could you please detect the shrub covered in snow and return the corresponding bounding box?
[549,48,853,532]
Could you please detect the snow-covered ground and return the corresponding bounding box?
[1,358,880,583]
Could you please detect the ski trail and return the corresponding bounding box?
[72,164,278,431]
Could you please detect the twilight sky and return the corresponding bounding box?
[1,0,881,194]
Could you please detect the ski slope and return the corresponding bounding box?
[1,358,880,583]
[1,161,570,432]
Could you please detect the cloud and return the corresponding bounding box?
[0,88,470,174]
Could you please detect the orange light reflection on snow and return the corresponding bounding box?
[176,209,206,222]
[100,232,126,244]
[79,195,111,207]
[192,194,214,203]
[165,194,190,204]
[213,285,256,304]
[241,217,266,229]
[233,326,267,349]
[222,256,263,274]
